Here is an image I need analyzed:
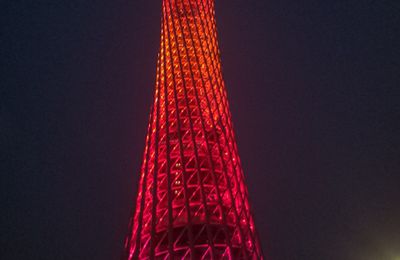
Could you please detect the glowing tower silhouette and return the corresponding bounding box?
[124,0,263,258]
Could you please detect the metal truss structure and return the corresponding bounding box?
[124,0,263,259]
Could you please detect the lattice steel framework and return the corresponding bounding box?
[124,0,263,259]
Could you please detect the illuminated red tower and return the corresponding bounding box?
[124,0,263,259]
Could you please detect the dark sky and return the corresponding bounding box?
[2,0,399,259]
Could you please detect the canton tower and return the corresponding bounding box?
[124,0,263,259]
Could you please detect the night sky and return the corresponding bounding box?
[2,0,399,259]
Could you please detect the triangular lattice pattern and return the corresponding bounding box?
[124,0,263,259]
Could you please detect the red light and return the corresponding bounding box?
[124,0,263,259]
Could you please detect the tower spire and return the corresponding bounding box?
[124,0,263,258]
